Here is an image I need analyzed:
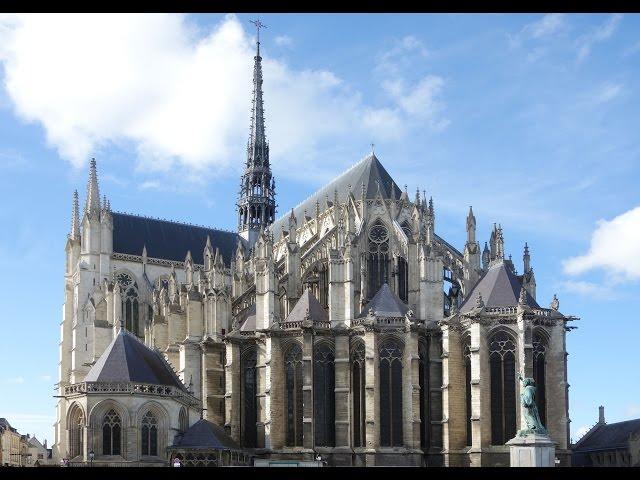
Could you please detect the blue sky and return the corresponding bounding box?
[0,13,639,445]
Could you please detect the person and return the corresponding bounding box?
[172,457,182,467]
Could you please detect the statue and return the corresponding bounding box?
[517,373,548,437]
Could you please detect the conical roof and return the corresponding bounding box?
[283,288,328,324]
[84,329,187,391]
[459,260,539,314]
[358,283,409,318]
[171,419,241,450]
[271,153,402,240]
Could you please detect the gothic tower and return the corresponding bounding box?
[237,26,276,247]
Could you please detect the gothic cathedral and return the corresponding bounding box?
[53,34,575,467]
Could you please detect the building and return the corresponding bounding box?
[0,418,24,466]
[26,435,53,466]
[572,406,640,467]
[53,31,577,467]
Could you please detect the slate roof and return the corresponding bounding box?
[0,418,16,432]
[459,260,539,314]
[84,329,187,391]
[358,283,409,318]
[283,288,328,324]
[171,419,242,450]
[271,153,403,240]
[574,419,640,452]
[238,304,256,332]
[112,212,240,266]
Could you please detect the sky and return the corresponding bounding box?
[0,13,639,446]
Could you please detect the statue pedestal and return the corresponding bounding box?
[506,434,556,467]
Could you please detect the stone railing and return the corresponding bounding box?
[484,306,518,315]
[279,320,332,330]
[63,382,200,406]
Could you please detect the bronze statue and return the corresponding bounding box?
[517,373,548,437]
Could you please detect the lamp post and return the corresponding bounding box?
[89,450,94,467]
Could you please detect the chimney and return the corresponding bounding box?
[599,405,605,424]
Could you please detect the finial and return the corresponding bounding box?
[370,142,375,155]
[70,190,80,240]
[250,18,267,49]
[84,157,101,217]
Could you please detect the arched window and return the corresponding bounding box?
[397,257,409,303]
[117,273,139,335]
[490,331,517,445]
[367,221,390,298]
[463,336,472,446]
[379,339,403,447]
[140,411,158,456]
[533,333,547,427]
[69,408,84,458]
[102,409,122,456]
[284,344,303,446]
[418,340,430,450]
[313,343,335,447]
[178,408,188,434]
[241,348,258,448]
[351,342,366,447]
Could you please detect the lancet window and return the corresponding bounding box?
[419,340,431,450]
[284,344,303,447]
[351,342,366,447]
[241,348,258,448]
[313,343,335,447]
[117,273,139,335]
[140,411,158,456]
[489,331,517,445]
[69,408,84,458]
[367,220,390,297]
[379,339,403,447]
[533,332,547,427]
[102,409,122,456]
[463,336,472,446]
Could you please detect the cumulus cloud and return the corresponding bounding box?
[593,82,623,103]
[576,14,622,62]
[559,280,613,299]
[382,75,448,130]
[376,35,428,76]
[0,14,446,174]
[563,206,640,280]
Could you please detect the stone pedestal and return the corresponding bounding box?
[506,434,556,467]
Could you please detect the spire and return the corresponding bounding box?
[84,158,101,218]
[523,242,531,273]
[466,205,476,244]
[70,190,80,240]
[237,19,275,246]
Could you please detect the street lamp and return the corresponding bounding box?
[89,450,94,467]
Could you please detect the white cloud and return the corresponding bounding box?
[40,374,52,381]
[558,280,613,299]
[0,14,443,175]
[376,35,428,75]
[594,83,622,103]
[626,404,640,417]
[382,75,448,130]
[139,180,162,190]
[563,206,640,280]
[622,40,640,57]
[576,14,622,62]
[508,14,566,49]
[274,35,292,47]
[6,376,25,384]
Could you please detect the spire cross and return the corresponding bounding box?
[371,143,375,154]
[250,19,267,45]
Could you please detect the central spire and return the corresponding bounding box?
[237,19,276,247]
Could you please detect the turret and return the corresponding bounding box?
[466,206,476,244]
[463,206,481,285]
[522,242,536,300]
[426,196,435,244]
[523,242,531,273]
[482,242,490,270]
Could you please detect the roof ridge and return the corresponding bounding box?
[273,152,374,223]
[112,210,236,235]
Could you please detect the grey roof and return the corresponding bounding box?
[271,153,402,240]
[0,418,16,432]
[112,212,240,266]
[283,288,328,324]
[171,419,242,450]
[358,283,409,318]
[84,329,187,391]
[574,419,640,452]
[459,260,539,314]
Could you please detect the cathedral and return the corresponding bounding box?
[53,33,576,467]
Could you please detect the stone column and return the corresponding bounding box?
[302,328,314,451]
[363,329,378,465]
[262,335,283,450]
[404,328,421,451]
[517,311,533,434]
[334,331,351,454]
[224,340,241,442]
[441,324,466,466]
